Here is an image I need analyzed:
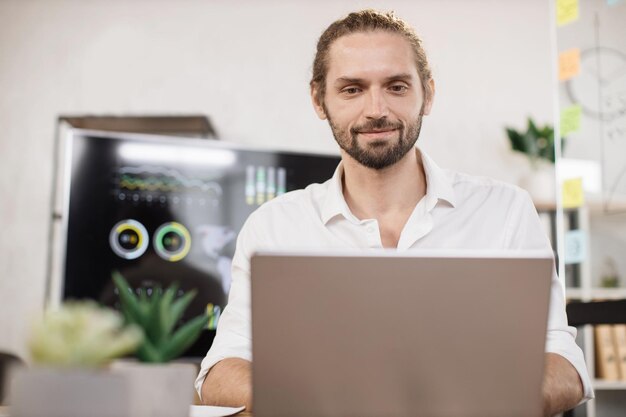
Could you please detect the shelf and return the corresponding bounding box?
[565,288,626,300]
[532,198,626,215]
[533,200,557,211]
[589,288,626,300]
[592,379,626,390]
[566,288,583,299]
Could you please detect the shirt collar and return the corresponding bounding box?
[420,149,457,209]
[320,148,457,225]
[321,162,359,224]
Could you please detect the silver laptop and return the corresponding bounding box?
[250,250,553,417]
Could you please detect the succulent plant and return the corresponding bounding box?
[112,271,209,363]
[29,301,143,368]
[506,118,564,167]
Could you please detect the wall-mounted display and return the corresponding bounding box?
[59,130,340,357]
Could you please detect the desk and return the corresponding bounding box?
[0,406,252,417]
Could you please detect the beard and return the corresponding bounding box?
[324,104,424,170]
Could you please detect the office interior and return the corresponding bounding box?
[0,0,625,416]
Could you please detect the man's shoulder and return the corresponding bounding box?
[446,169,531,206]
[450,170,521,190]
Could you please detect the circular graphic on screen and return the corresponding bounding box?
[109,219,149,260]
[153,222,191,262]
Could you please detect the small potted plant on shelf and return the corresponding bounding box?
[10,301,143,417]
[111,271,209,417]
[505,118,565,202]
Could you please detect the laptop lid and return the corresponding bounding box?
[251,250,553,417]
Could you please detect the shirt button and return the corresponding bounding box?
[366,226,375,233]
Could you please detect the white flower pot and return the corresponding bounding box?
[519,164,556,203]
[10,368,130,417]
[111,361,196,417]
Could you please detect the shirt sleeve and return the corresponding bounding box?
[194,212,258,400]
[505,189,594,404]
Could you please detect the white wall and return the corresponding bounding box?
[0,0,554,359]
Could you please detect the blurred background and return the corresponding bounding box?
[0,0,624,415]
[0,0,555,355]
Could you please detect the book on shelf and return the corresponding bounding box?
[595,325,620,380]
[613,325,626,381]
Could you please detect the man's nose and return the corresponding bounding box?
[363,88,389,119]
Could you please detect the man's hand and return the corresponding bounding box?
[201,358,252,411]
[542,352,584,416]
[201,354,583,415]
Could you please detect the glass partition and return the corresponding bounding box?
[554,0,626,415]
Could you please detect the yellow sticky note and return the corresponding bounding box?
[560,104,582,136]
[562,178,584,209]
[557,0,579,26]
[559,48,581,81]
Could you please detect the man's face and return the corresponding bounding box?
[312,31,433,170]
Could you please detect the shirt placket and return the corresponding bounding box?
[397,198,436,250]
[362,219,382,248]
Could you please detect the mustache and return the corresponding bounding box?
[350,118,404,135]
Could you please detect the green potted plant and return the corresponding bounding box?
[11,301,143,417]
[110,272,209,417]
[505,118,564,201]
[506,118,559,167]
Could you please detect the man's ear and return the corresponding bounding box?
[310,83,327,120]
[422,78,436,116]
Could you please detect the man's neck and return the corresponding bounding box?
[341,148,427,221]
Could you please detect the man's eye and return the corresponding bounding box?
[389,85,408,93]
[342,87,361,95]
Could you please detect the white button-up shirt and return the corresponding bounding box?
[195,149,594,402]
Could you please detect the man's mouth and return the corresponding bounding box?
[357,128,398,139]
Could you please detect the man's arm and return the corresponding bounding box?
[201,358,252,411]
[542,352,584,417]
[505,192,591,413]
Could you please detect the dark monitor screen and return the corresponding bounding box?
[62,131,340,357]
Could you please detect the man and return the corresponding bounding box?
[196,9,593,416]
